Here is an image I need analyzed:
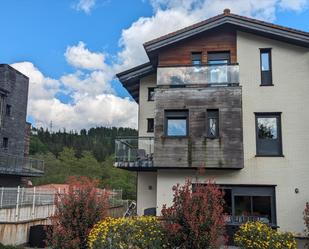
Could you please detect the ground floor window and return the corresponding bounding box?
[222,186,276,225]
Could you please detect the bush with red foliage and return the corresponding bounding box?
[161,178,226,249]
[305,202,309,248]
[47,176,109,249]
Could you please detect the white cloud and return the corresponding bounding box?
[279,0,308,11]
[10,61,137,131]
[65,41,107,70]
[30,95,138,131]
[74,0,96,14]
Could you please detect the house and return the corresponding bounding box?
[115,9,309,239]
[0,64,44,187]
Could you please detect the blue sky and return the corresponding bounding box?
[0,0,308,130]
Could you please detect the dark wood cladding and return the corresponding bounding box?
[154,87,243,169]
[158,27,237,66]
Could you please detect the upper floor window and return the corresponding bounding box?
[3,137,8,149]
[165,110,188,137]
[207,51,230,65]
[191,52,202,65]
[148,87,155,101]
[147,118,154,133]
[207,109,219,138]
[0,95,4,127]
[6,104,11,116]
[260,48,273,86]
[255,113,282,156]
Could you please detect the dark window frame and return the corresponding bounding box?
[147,118,154,133]
[191,52,202,65]
[6,104,11,116]
[207,51,231,65]
[260,48,273,86]
[207,109,219,138]
[192,184,277,226]
[148,87,155,101]
[3,137,8,149]
[164,110,189,137]
[255,112,283,157]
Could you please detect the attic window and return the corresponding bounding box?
[192,52,202,65]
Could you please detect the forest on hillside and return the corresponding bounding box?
[30,127,138,199]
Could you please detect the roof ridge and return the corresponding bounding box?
[143,10,309,48]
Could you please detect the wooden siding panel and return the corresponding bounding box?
[154,87,243,169]
[158,27,237,66]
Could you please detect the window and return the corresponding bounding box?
[255,113,282,156]
[207,51,230,65]
[148,88,155,101]
[0,95,4,127]
[3,137,8,149]
[234,195,272,224]
[165,110,188,137]
[193,185,276,225]
[6,105,11,116]
[260,48,273,85]
[207,52,230,83]
[147,118,154,132]
[207,109,219,138]
[191,52,202,65]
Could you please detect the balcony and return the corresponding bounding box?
[114,137,154,170]
[157,64,239,86]
[0,152,44,176]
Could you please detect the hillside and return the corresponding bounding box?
[30,127,137,199]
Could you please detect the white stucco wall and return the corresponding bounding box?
[137,74,157,215]
[154,32,309,235]
[138,74,156,137]
[137,172,157,215]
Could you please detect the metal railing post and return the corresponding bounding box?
[15,186,20,222]
[0,187,4,208]
[32,187,36,218]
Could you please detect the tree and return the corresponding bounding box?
[48,176,109,249]
[304,202,309,249]
[161,178,226,249]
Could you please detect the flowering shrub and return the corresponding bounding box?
[304,202,309,248]
[161,179,226,249]
[47,176,109,249]
[235,221,296,249]
[88,216,168,249]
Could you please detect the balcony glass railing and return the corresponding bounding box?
[0,152,44,175]
[157,64,239,86]
[115,137,154,168]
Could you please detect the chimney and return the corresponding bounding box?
[223,8,231,15]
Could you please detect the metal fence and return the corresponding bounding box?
[0,187,126,222]
[0,152,44,176]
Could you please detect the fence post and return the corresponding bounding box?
[0,187,4,208]
[32,187,36,218]
[15,186,20,222]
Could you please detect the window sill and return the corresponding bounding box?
[260,84,274,87]
[161,135,189,139]
[206,136,220,140]
[255,154,284,157]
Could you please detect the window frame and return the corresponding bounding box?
[164,110,189,137]
[147,118,154,133]
[191,52,202,65]
[6,104,11,116]
[207,109,219,138]
[260,48,273,86]
[3,137,8,149]
[255,112,283,157]
[147,87,155,101]
[192,184,277,226]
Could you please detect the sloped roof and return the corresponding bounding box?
[144,10,309,54]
